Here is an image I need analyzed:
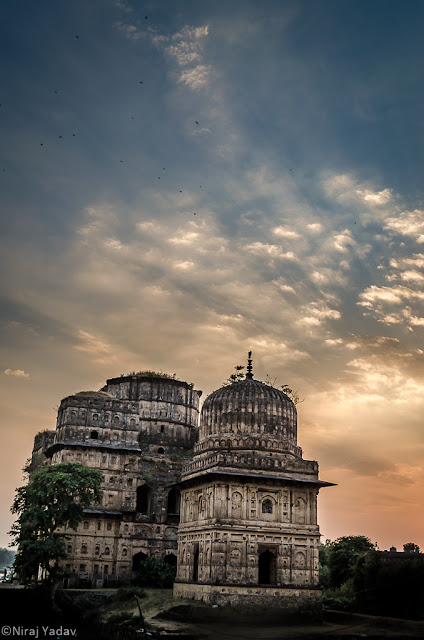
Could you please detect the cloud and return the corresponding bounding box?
[357,188,392,205]
[333,230,356,252]
[115,21,145,40]
[358,284,424,307]
[298,302,341,326]
[244,242,297,260]
[272,226,300,238]
[384,210,424,243]
[307,223,323,233]
[73,330,111,355]
[165,26,209,66]
[4,369,30,378]
[177,64,212,90]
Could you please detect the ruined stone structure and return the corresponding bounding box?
[32,358,332,612]
[33,373,201,587]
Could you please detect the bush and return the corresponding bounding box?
[133,557,177,588]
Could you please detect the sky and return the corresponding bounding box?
[1,0,424,552]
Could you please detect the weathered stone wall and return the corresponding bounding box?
[173,583,322,614]
[32,375,201,587]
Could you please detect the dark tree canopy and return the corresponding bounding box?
[327,535,375,588]
[403,542,420,553]
[10,462,103,584]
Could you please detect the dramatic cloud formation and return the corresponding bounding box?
[1,0,424,551]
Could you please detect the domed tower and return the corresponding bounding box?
[174,353,334,615]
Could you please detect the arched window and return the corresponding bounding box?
[83,521,89,530]
[104,547,110,556]
[122,548,127,557]
[160,425,165,433]
[67,545,72,554]
[157,447,165,454]
[90,430,99,440]
[107,522,112,531]
[167,488,180,515]
[136,485,151,514]
[262,499,273,514]
[81,544,87,554]
[95,546,100,555]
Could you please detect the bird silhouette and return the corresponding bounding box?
[75,35,79,39]
[193,213,196,215]
[145,16,148,19]
[58,136,62,139]
[139,81,143,84]
[179,190,182,193]
[195,121,199,125]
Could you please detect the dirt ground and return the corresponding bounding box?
[108,589,424,639]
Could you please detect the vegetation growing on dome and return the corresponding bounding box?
[118,370,193,387]
[75,390,113,397]
[265,375,303,405]
[223,365,245,385]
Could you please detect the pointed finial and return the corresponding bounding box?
[246,351,253,379]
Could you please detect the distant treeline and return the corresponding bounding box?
[320,536,424,619]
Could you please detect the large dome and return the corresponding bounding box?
[194,376,301,461]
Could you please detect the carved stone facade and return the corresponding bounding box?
[33,374,201,587]
[32,364,332,612]
[173,369,333,614]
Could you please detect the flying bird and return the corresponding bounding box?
[75,35,79,39]
[139,81,143,84]
[58,136,62,139]
[179,190,182,193]
[195,121,199,125]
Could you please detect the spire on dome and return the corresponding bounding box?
[246,351,253,379]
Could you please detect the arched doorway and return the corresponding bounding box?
[258,550,277,585]
[163,553,177,566]
[132,551,148,571]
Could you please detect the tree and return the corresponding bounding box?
[223,365,245,385]
[327,535,375,588]
[9,462,103,588]
[280,385,303,405]
[133,557,177,588]
[403,542,420,553]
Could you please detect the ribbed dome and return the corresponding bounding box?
[199,378,297,446]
